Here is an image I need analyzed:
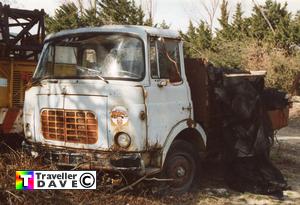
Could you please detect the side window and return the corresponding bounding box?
[157,39,181,83]
[150,39,159,78]
[55,46,77,64]
[53,46,78,77]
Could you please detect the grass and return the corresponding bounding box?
[0,137,299,205]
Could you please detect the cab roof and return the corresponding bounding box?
[45,25,180,42]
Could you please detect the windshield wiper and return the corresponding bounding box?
[76,66,109,84]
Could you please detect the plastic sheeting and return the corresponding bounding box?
[208,67,289,196]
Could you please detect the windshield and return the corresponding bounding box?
[34,34,145,81]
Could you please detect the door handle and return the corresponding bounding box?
[182,106,192,112]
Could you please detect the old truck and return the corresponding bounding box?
[22,25,289,192]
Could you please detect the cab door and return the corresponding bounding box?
[146,38,191,147]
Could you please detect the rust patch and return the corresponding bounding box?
[109,143,130,152]
[135,85,148,101]
[147,142,162,150]
[187,118,196,128]
[144,142,162,167]
[135,84,148,150]
[139,110,146,120]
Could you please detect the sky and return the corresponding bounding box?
[3,0,300,32]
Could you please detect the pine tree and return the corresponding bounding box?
[46,0,153,33]
[158,20,170,29]
[98,0,146,25]
[196,21,213,50]
[217,0,231,40]
[218,0,229,29]
[180,21,196,57]
[46,2,84,33]
[250,0,292,48]
[180,21,212,57]
[81,7,103,27]
[232,3,247,39]
[290,11,300,47]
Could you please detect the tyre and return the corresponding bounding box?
[163,139,197,193]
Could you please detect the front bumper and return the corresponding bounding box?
[22,141,160,175]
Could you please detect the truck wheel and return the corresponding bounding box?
[163,140,197,193]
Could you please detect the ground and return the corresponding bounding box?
[0,101,299,205]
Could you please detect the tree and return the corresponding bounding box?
[81,7,102,27]
[142,0,156,26]
[250,0,292,48]
[46,0,153,33]
[180,21,212,58]
[157,20,170,29]
[181,0,300,92]
[232,3,247,40]
[289,11,300,48]
[200,0,220,32]
[97,0,146,25]
[196,21,213,50]
[216,0,231,40]
[46,2,84,33]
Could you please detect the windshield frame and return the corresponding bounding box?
[33,32,146,82]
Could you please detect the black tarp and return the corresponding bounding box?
[207,67,289,197]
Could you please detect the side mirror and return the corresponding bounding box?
[157,80,168,88]
[157,37,164,43]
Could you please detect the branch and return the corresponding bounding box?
[6,191,22,203]
[115,169,160,194]
[115,175,147,194]
[201,0,220,32]
[144,177,174,182]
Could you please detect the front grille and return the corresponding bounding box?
[41,109,98,144]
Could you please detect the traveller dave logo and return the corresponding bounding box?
[16,171,96,190]
[16,171,34,190]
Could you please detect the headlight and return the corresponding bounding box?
[25,123,32,139]
[115,132,131,148]
[25,130,32,138]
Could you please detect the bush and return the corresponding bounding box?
[240,42,300,92]
[203,39,300,93]
[203,39,245,69]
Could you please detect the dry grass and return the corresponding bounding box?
[0,148,199,205]
[0,143,299,205]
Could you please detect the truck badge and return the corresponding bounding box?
[111,106,128,126]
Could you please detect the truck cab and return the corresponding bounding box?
[23,25,207,192]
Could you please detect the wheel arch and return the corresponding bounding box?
[162,120,207,165]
